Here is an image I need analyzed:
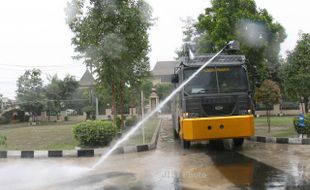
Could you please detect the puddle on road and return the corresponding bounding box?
[199,141,310,189]
[42,149,310,189]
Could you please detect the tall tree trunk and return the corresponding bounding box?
[130,89,136,108]
[119,85,124,128]
[111,83,117,122]
[305,97,309,113]
[266,106,271,133]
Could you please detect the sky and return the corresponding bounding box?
[0,0,310,99]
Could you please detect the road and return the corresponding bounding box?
[0,119,310,189]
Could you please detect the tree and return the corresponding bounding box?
[0,94,3,112]
[175,17,199,58]
[282,33,310,113]
[66,88,90,114]
[155,83,174,113]
[45,74,79,120]
[255,80,281,132]
[66,0,152,125]
[196,0,286,87]
[155,83,173,100]
[16,69,45,121]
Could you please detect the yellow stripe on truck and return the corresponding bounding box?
[181,115,254,141]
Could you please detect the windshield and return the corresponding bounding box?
[183,66,249,94]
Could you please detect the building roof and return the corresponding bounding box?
[151,61,178,76]
[79,70,96,87]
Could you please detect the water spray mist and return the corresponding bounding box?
[91,41,237,170]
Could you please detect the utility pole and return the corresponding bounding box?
[141,90,145,144]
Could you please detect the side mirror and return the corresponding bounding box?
[171,74,179,83]
[225,40,240,51]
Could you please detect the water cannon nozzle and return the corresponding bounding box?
[225,40,240,51]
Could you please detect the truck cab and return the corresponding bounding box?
[171,54,254,148]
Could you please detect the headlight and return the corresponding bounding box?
[239,109,252,115]
[182,112,189,118]
[182,112,199,118]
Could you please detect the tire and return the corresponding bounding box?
[233,138,244,147]
[181,139,190,149]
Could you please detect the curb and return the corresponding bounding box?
[247,136,310,145]
[0,119,163,159]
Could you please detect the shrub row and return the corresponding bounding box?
[294,114,310,134]
[0,133,6,146]
[73,120,118,147]
[0,116,7,124]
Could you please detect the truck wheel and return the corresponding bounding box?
[233,138,244,147]
[181,139,190,149]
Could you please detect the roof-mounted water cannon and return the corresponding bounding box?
[184,42,196,60]
[225,40,240,51]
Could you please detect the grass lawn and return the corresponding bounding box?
[0,121,79,150]
[254,116,298,137]
[122,117,160,145]
[0,117,161,150]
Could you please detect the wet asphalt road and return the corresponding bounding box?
[1,119,310,189]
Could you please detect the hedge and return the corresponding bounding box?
[294,114,310,134]
[0,133,7,146]
[0,116,7,124]
[73,120,118,147]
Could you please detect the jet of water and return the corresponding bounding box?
[90,42,232,170]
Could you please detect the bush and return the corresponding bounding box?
[73,120,118,147]
[125,116,137,128]
[24,115,30,122]
[115,117,123,128]
[0,133,7,146]
[82,106,95,120]
[294,114,310,134]
[0,116,7,124]
[64,116,69,121]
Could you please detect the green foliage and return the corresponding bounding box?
[82,106,95,120]
[0,116,7,124]
[64,116,69,121]
[281,102,299,110]
[66,0,152,118]
[294,114,310,134]
[196,0,286,86]
[73,120,118,147]
[283,33,310,113]
[1,109,27,123]
[255,80,281,107]
[255,79,281,132]
[125,116,137,128]
[115,117,123,129]
[0,133,6,146]
[155,83,173,100]
[45,74,79,117]
[16,69,45,116]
